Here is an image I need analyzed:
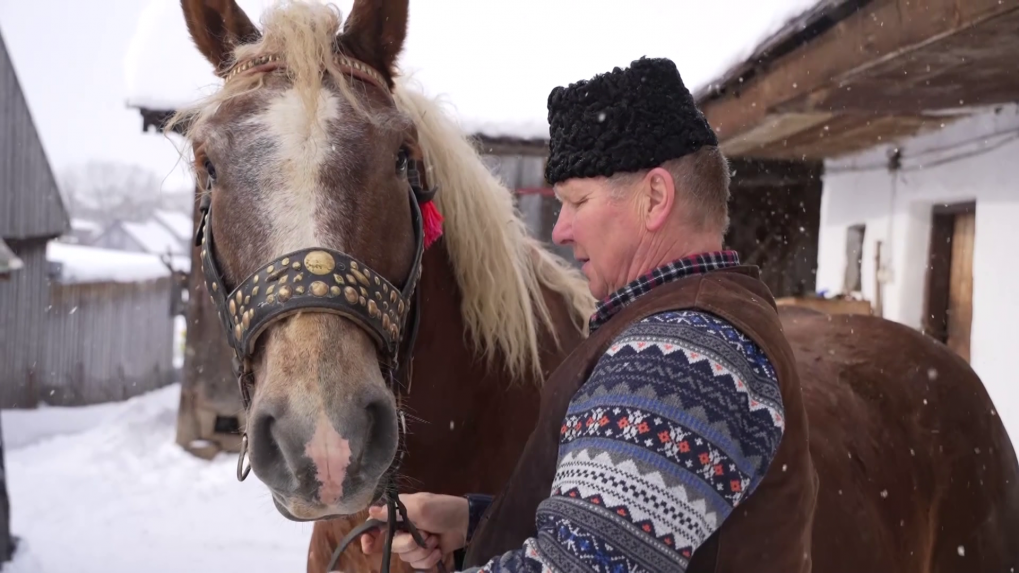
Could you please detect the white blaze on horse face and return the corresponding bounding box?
[259,87,344,255]
[305,414,352,506]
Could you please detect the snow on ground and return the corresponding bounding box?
[125,0,823,140]
[2,384,315,573]
[2,400,124,451]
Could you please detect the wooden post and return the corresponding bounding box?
[874,241,884,318]
[0,411,13,563]
[175,182,245,459]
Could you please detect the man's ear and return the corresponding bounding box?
[644,167,676,232]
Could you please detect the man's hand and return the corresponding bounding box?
[359,493,469,571]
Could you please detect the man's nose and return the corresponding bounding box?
[551,210,571,246]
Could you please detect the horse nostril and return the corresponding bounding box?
[250,408,282,470]
[359,396,398,477]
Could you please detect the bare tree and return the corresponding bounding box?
[58,161,165,227]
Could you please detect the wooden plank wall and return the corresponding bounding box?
[0,242,177,408]
[481,153,578,266]
[0,239,50,407]
[35,277,177,407]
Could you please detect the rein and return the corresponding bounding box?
[196,50,445,573]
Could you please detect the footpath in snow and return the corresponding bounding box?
[2,384,316,573]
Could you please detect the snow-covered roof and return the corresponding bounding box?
[70,218,103,233]
[125,0,822,140]
[121,219,188,256]
[47,242,190,284]
[152,209,193,242]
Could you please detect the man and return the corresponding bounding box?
[362,56,817,572]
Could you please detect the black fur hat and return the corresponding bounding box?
[545,57,718,185]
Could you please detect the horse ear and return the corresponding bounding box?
[180,0,261,72]
[337,0,409,84]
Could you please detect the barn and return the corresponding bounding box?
[1,27,71,408]
[692,0,1019,438]
[2,27,189,410]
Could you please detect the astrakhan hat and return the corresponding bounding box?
[545,57,718,185]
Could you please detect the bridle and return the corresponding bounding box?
[195,49,446,573]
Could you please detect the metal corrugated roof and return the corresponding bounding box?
[0,28,70,240]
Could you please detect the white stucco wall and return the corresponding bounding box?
[816,104,1019,440]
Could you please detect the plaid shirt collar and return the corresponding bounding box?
[588,250,741,332]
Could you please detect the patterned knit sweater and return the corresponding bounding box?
[463,252,785,573]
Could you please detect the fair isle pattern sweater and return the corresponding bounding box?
[465,252,786,573]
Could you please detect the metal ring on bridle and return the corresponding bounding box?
[237,433,251,482]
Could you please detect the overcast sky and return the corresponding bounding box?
[0,0,193,193]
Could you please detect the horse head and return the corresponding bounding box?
[176,0,426,522]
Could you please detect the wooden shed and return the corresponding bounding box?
[37,243,189,406]
[0,27,71,408]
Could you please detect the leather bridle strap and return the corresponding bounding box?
[327,488,449,573]
[195,185,425,409]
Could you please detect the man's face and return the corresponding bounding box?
[551,177,643,300]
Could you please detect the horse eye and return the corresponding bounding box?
[396,148,409,174]
[204,159,217,184]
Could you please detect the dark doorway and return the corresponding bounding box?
[923,201,975,362]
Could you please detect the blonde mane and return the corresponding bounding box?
[392,82,596,381]
[168,1,596,383]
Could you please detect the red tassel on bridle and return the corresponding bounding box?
[421,200,444,249]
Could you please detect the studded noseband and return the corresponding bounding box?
[194,50,445,573]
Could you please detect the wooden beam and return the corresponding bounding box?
[720,113,832,156]
[783,8,1019,114]
[778,114,942,158]
[700,0,1019,146]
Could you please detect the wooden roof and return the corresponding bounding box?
[694,0,1019,160]
[0,29,68,240]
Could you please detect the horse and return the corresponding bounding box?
[777,306,1019,573]
[171,0,594,571]
[170,1,1019,571]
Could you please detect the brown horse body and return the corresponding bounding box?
[306,241,588,572]
[781,306,1019,572]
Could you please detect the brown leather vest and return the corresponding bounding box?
[463,265,818,572]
